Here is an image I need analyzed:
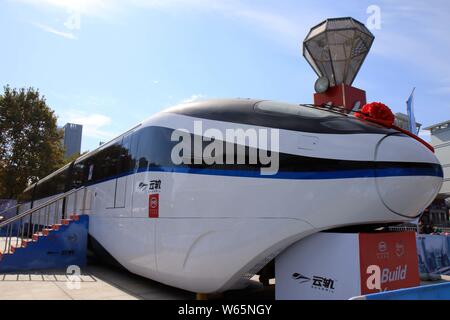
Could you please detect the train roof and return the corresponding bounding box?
[21,98,395,194]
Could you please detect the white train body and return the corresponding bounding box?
[20,100,443,293]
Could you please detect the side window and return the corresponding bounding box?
[87,163,94,181]
[36,180,54,199]
[18,188,33,203]
[150,127,177,168]
[119,134,133,175]
[91,142,121,182]
[93,149,108,181]
[129,131,139,171]
[135,127,175,171]
[55,170,67,194]
[137,129,150,170]
[72,161,85,187]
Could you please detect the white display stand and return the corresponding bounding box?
[275,232,420,300]
[275,233,360,300]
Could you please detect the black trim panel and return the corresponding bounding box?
[166,99,398,135]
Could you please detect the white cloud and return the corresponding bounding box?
[182,94,205,103]
[14,0,115,16]
[33,22,76,39]
[14,0,309,51]
[58,111,116,141]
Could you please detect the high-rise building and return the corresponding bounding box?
[62,123,83,158]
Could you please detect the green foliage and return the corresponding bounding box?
[0,85,65,199]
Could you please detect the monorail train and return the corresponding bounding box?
[18,99,443,293]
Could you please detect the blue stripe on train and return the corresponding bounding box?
[137,166,442,180]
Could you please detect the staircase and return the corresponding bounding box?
[0,187,89,272]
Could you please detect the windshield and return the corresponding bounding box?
[255,101,343,119]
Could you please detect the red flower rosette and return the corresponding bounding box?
[355,102,395,128]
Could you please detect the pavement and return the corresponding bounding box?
[1,257,445,300]
[0,264,194,300]
[0,258,274,300]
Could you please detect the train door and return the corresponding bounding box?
[128,127,157,271]
[131,127,155,218]
[94,132,134,218]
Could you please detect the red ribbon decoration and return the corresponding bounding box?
[355,102,395,128]
[355,102,434,152]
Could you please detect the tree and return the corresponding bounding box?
[0,86,65,199]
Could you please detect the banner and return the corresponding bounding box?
[406,88,417,134]
[359,232,420,294]
[417,234,450,275]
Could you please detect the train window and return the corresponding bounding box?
[136,126,177,170]
[72,161,85,187]
[321,118,378,132]
[136,129,150,170]
[18,188,33,203]
[92,144,120,182]
[88,164,94,181]
[55,169,67,194]
[255,101,336,119]
[35,180,54,200]
[119,134,133,174]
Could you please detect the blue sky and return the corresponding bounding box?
[1,0,449,151]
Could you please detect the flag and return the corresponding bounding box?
[406,88,417,134]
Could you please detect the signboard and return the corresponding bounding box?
[359,232,420,294]
[149,194,159,218]
[276,232,420,300]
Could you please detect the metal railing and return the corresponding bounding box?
[432,226,450,234]
[388,225,419,233]
[0,187,86,255]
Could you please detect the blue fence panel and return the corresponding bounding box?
[0,215,89,272]
[417,235,450,275]
[365,282,450,300]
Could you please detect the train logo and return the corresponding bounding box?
[149,194,159,218]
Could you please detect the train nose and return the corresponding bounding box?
[375,133,443,218]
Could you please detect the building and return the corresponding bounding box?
[419,120,450,231]
[62,123,83,158]
[424,120,450,197]
[394,112,421,132]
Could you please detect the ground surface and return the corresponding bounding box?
[0,258,274,300]
[0,258,447,300]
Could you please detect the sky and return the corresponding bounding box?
[1,0,449,152]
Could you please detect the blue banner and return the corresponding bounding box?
[417,234,450,275]
[406,88,417,134]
